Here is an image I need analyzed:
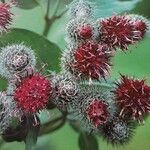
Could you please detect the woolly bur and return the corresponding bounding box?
[61,41,112,82]
[100,116,136,145]
[67,84,116,132]
[113,75,150,123]
[0,44,36,78]
[50,73,80,111]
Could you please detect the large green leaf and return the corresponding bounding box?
[0,28,61,90]
[78,132,99,150]
[91,0,141,18]
[15,0,39,9]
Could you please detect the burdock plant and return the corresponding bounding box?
[0,0,150,150]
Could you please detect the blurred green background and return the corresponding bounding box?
[1,0,150,150]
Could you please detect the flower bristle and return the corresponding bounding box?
[114,75,150,122]
[14,73,52,114]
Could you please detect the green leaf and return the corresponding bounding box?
[132,0,150,18]
[91,0,141,18]
[0,78,7,91]
[0,28,61,72]
[0,28,61,90]
[78,132,99,150]
[15,0,39,9]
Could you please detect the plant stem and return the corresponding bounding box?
[43,18,51,37]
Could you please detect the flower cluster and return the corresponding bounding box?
[0,0,150,147]
[61,0,150,145]
[0,43,52,133]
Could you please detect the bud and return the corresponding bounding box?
[100,117,136,145]
[69,0,94,19]
[65,19,98,47]
[0,44,36,78]
[51,73,80,111]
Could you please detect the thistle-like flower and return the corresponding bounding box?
[51,73,79,111]
[86,100,109,127]
[98,15,145,50]
[0,2,13,33]
[68,84,116,132]
[0,44,36,78]
[78,25,93,39]
[14,73,52,114]
[114,75,150,122]
[100,117,136,145]
[62,41,112,81]
[128,14,150,38]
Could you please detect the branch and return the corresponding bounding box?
[42,0,68,37]
[39,115,66,136]
[54,9,68,20]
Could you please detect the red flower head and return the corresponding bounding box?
[128,15,150,38]
[99,15,142,50]
[133,20,148,38]
[86,100,109,127]
[0,2,13,32]
[14,73,52,114]
[78,25,93,39]
[114,75,150,122]
[72,41,112,80]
